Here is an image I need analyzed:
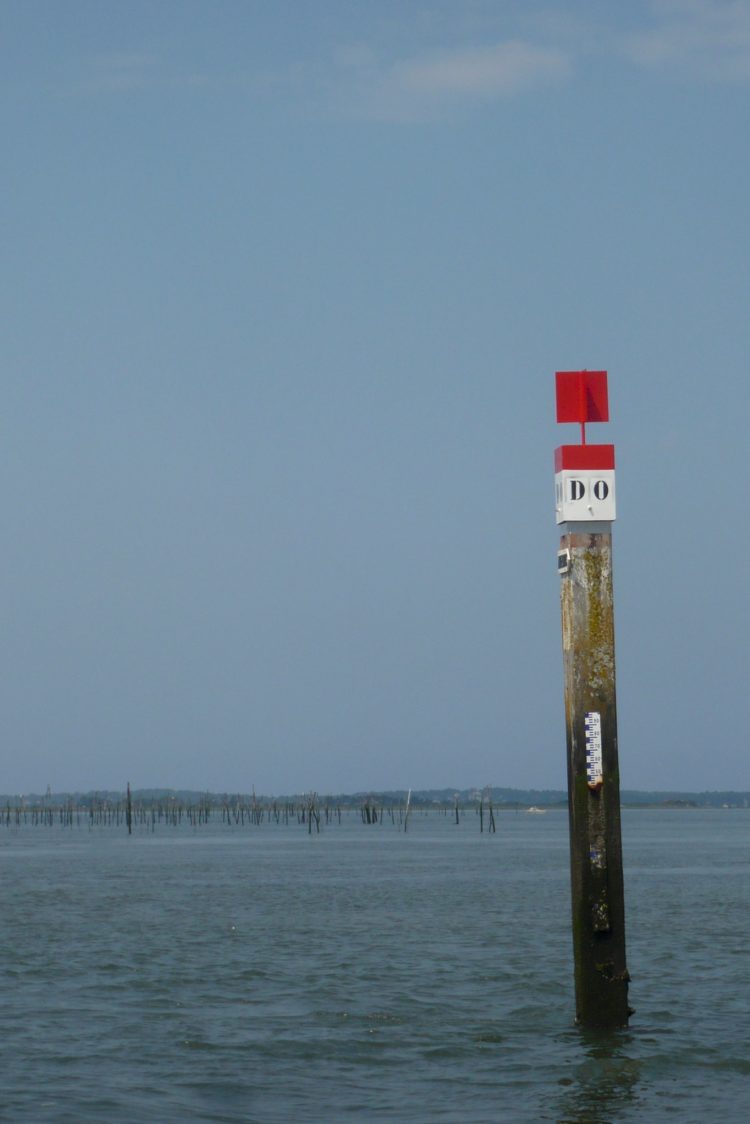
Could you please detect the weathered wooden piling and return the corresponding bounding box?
[555,370,630,1029]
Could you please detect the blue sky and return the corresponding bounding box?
[1,1,749,794]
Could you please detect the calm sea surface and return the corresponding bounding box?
[1,808,747,1122]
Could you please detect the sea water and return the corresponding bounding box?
[0,808,747,1122]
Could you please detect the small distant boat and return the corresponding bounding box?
[526,806,546,814]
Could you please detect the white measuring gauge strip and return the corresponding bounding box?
[584,712,604,788]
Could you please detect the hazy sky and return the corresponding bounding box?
[1,1,748,795]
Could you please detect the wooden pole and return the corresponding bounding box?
[559,528,629,1027]
[555,369,630,1029]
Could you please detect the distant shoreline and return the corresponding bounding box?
[2,787,748,811]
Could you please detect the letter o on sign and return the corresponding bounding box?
[593,480,609,500]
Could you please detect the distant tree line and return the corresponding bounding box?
[1,786,748,809]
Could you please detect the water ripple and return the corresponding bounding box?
[0,809,748,1121]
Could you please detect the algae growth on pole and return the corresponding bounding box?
[554,369,630,1029]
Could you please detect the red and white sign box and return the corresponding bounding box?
[554,370,616,524]
[554,444,616,523]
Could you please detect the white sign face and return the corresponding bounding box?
[555,470,616,523]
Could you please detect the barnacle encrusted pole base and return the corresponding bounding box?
[560,527,629,1028]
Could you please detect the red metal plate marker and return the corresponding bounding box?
[555,370,609,443]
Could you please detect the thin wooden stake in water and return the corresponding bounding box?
[126,782,133,836]
[554,369,630,1029]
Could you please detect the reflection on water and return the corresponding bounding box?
[557,1028,642,1123]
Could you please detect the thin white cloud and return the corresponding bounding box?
[624,0,750,80]
[390,40,570,97]
[61,4,750,122]
[336,40,571,122]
